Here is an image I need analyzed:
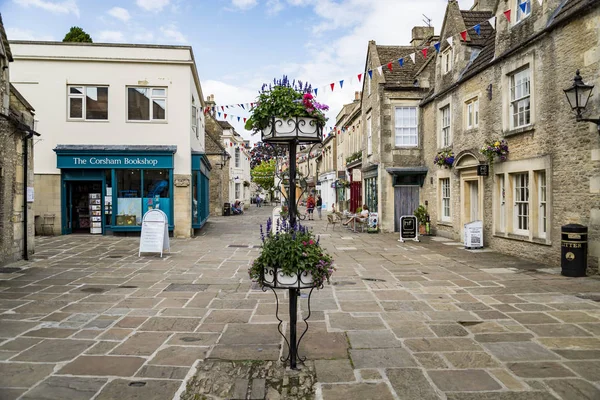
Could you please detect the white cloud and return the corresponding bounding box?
[231,0,258,10]
[266,0,284,15]
[134,31,154,43]
[5,27,54,41]
[160,24,186,43]
[107,7,130,22]
[15,0,80,17]
[136,0,170,12]
[97,30,124,43]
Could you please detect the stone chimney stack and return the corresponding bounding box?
[411,26,435,47]
[354,91,361,101]
[471,0,497,11]
[206,94,215,107]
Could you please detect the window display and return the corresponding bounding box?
[117,169,142,226]
[143,169,170,217]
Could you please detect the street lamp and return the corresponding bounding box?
[563,70,600,134]
[216,150,230,169]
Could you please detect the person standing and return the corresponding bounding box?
[256,194,261,207]
[306,194,316,221]
[316,195,323,220]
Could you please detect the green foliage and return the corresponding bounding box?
[345,151,362,164]
[63,27,93,43]
[248,219,335,288]
[251,159,276,194]
[414,205,428,225]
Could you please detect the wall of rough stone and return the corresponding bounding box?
[33,174,61,235]
[174,175,191,238]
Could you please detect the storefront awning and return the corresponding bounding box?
[386,166,428,187]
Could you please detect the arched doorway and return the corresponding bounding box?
[454,151,484,242]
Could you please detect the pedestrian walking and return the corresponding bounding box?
[306,194,316,220]
[316,195,323,220]
[256,194,261,207]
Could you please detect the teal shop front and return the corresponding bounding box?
[191,151,211,229]
[54,145,176,235]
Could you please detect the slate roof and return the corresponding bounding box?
[218,121,234,129]
[375,45,428,88]
[460,10,494,47]
[463,35,496,76]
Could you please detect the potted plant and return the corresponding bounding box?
[244,76,329,134]
[434,149,455,168]
[248,218,335,288]
[414,205,429,235]
[480,139,509,171]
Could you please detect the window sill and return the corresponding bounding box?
[503,124,534,137]
[493,232,552,246]
[67,119,109,122]
[437,220,453,227]
[127,120,169,124]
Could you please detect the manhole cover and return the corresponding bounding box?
[576,294,600,302]
[332,281,357,286]
[80,287,105,293]
[362,278,386,282]
[119,285,138,289]
[128,382,146,387]
[0,267,22,273]
[180,337,203,342]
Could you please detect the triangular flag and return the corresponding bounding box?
[519,1,527,13]
[537,0,543,5]
[330,83,335,91]
[398,58,404,67]
[243,118,247,123]
[240,104,245,110]
[224,113,227,119]
[218,112,221,117]
[357,73,362,82]
[421,48,428,58]
[488,16,497,29]
[409,53,416,63]
[237,116,240,122]
[221,106,224,111]
[314,88,318,96]
[387,62,393,71]
[434,42,441,53]
[339,80,344,89]
[368,70,373,79]
[377,66,383,75]
[473,24,481,35]
[447,37,454,47]
[460,30,467,41]
[504,9,511,22]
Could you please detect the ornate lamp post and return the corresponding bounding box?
[563,70,600,134]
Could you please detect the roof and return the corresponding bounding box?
[550,0,593,26]
[54,145,177,153]
[218,121,234,129]
[376,45,429,87]
[459,10,494,46]
[10,83,34,112]
[463,34,496,76]
[0,14,12,62]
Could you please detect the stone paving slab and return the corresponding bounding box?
[3,206,600,399]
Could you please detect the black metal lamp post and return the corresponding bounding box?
[563,70,600,134]
[261,115,323,369]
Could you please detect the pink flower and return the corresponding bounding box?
[303,93,313,100]
[302,241,307,246]
[309,240,314,245]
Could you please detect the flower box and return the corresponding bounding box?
[262,266,315,289]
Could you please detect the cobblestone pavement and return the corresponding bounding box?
[2,206,600,399]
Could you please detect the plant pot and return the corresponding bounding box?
[419,225,427,235]
[263,266,314,288]
[261,117,322,143]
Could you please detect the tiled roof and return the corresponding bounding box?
[459,10,494,47]
[375,45,428,87]
[463,35,496,76]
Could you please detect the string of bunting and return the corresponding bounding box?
[206,1,540,121]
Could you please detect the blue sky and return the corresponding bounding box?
[1,0,473,142]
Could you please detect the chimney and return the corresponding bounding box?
[206,94,215,106]
[354,91,361,101]
[411,26,435,47]
[471,0,496,11]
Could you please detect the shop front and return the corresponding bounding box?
[191,152,211,229]
[55,145,176,235]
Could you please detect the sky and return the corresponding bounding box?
[1,0,474,143]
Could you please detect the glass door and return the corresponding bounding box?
[64,181,73,234]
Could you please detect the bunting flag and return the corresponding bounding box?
[376,66,383,76]
[224,114,227,119]
[398,58,404,67]
[519,1,527,13]
[218,112,221,118]
[460,30,467,41]
[434,42,441,53]
[503,9,511,22]
[240,104,245,110]
[221,106,224,111]
[488,16,497,29]
[409,53,416,63]
[330,83,335,91]
[237,116,240,122]
[387,62,393,71]
[368,70,373,79]
[421,48,428,58]
[314,88,318,96]
[339,80,344,89]
[473,24,481,35]
[447,36,454,47]
[357,73,362,82]
[243,118,247,123]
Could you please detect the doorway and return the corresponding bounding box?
[467,181,479,223]
[394,186,419,232]
[64,180,102,234]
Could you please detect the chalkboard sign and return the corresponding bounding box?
[139,209,170,257]
[477,164,489,176]
[399,215,419,242]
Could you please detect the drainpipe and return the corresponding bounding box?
[22,131,34,260]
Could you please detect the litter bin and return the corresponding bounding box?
[223,202,231,217]
[561,224,587,277]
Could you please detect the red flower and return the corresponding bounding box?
[309,240,314,245]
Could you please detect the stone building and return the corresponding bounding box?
[420,0,600,270]
[318,134,336,212]
[204,112,230,217]
[220,121,251,207]
[0,17,38,265]
[359,31,436,232]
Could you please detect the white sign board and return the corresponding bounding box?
[368,212,378,229]
[139,209,170,257]
[27,187,34,203]
[464,220,483,249]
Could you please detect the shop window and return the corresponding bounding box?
[192,170,199,225]
[116,169,142,226]
[105,170,112,226]
[143,170,170,217]
[127,87,167,121]
[364,176,378,212]
[68,86,108,120]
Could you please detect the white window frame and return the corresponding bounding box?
[394,106,418,147]
[367,116,372,155]
[441,178,451,221]
[127,86,167,122]
[441,105,451,147]
[515,0,532,24]
[191,97,198,135]
[513,173,529,236]
[235,147,240,168]
[509,68,531,129]
[235,183,241,200]
[538,171,547,239]
[67,85,109,121]
[465,97,479,129]
[442,47,452,74]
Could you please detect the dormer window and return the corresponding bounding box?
[442,47,452,74]
[516,0,531,23]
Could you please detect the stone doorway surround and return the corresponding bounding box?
[455,151,485,242]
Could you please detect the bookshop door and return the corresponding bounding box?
[63,180,103,234]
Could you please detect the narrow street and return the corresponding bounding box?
[1,206,600,399]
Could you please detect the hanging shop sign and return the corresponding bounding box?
[477,164,489,176]
[139,209,170,257]
[399,215,419,242]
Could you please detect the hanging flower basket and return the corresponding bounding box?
[434,149,455,168]
[480,140,509,164]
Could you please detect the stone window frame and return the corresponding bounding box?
[392,100,419,148]
[437,97,452,149]
[501,55,535,135]
[67,85,109,121]
[493,155,551,245]
[367,114,372,155]
[464,96,480,130]
[442,47,453,74]
[437,169,452,223]
[514,0,532,25]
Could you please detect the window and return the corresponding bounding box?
[235,148,240,168]
[442,47,452,74]
[510,68,531,129]
[514,173,529,235]
[441,178,451,220]
[116,169,142,226]
[367,117,372,155]
[395,106,418,147]
[441,105,451,147]
[68,86,108,120]
[365,176,378,212]
[192,98,198,134]
[235,183,241,200]
[538,171,547,238]
[466,97,479,129]
[368,72,372,96]
[128,87,167,121]
[498,174,506,233]
[516,0,531,23]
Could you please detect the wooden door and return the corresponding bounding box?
[394,186,419,232]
